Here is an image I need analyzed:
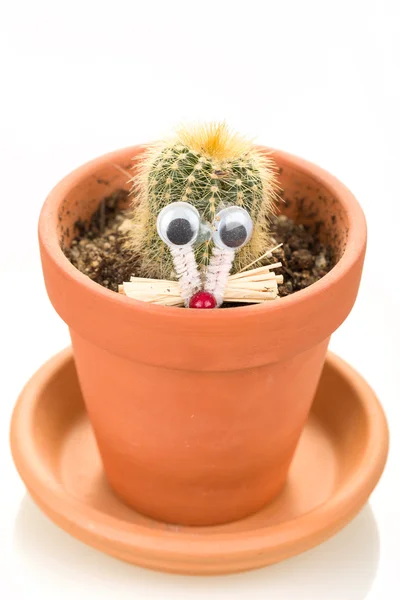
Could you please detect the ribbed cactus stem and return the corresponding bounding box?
[129,123,279,281]
[204,246,235,307]
[169,246,202,307]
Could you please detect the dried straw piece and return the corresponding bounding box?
[119,263,283,306]
[119,245,284,306]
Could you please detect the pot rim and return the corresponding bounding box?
[39,145,367,323]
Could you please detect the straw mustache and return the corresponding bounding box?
[119,245,284,306]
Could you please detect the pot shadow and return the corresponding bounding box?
[13,495,380,599]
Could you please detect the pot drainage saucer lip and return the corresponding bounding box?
[10,348,388,575]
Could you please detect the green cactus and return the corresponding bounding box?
[128,122,279,280]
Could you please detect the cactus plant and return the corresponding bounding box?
[128,122,279,281]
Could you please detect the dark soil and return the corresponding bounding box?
[63,189,335,299]
[63,190,137,292]
[270,215,335,296]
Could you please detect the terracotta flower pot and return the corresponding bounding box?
[38,146,367,526]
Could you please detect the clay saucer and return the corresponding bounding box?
[10,348,388,575]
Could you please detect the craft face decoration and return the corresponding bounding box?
[156,201,253,307]
[128,122,279,307]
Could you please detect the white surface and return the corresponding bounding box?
[0,1,399,598]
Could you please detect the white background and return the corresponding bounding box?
[0,1,399,598]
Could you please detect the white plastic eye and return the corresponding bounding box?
[157,202,201,247]
[212,206,253,250]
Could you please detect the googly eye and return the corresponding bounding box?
[157,202,200,247]
[212,206,253,250]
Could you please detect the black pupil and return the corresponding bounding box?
[166,218,194,245]
[220,223,247,248]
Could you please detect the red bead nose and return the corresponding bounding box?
[189,291,217,309]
